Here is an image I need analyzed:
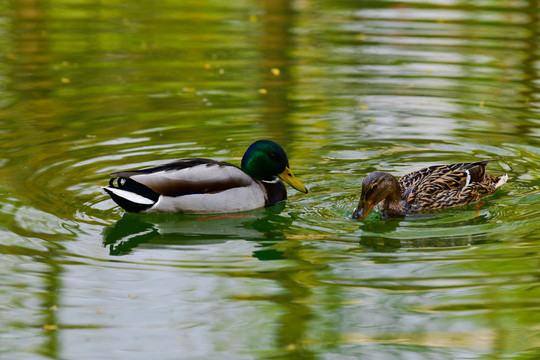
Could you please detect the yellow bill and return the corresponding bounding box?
[278,167,308,193]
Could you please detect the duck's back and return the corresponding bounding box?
[398,160,506,213]
[115,159,254,197]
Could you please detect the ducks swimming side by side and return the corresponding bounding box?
[103,142,508,219]
[103,140,308,214]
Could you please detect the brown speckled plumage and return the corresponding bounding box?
[352,160,508,220]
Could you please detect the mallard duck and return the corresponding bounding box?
[352,160,508,220]
[103,140,308,214]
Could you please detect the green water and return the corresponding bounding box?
[1,0,540,359]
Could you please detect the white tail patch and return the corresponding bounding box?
[103,187,155,205]
[495,174,508,188]
[464,169,471,186]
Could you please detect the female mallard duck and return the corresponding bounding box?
[352,160,508,220]
[103,140,308,214]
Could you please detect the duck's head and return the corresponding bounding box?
[241,140,308,193]
[352,171,401,220]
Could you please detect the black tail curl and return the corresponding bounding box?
[105,177,160,213]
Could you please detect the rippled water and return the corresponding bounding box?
[1,0,540,359]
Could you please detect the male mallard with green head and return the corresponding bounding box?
[103,140,308,214]
[353,160,508,220]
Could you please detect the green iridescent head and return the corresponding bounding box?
[241,140,308,193]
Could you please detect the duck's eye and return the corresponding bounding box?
[364,188,374,199]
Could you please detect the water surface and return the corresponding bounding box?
[1,0,540,359]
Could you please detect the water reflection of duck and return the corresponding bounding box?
[353,160,508,220]
[102,204,290,256]
[103,140,308,214]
